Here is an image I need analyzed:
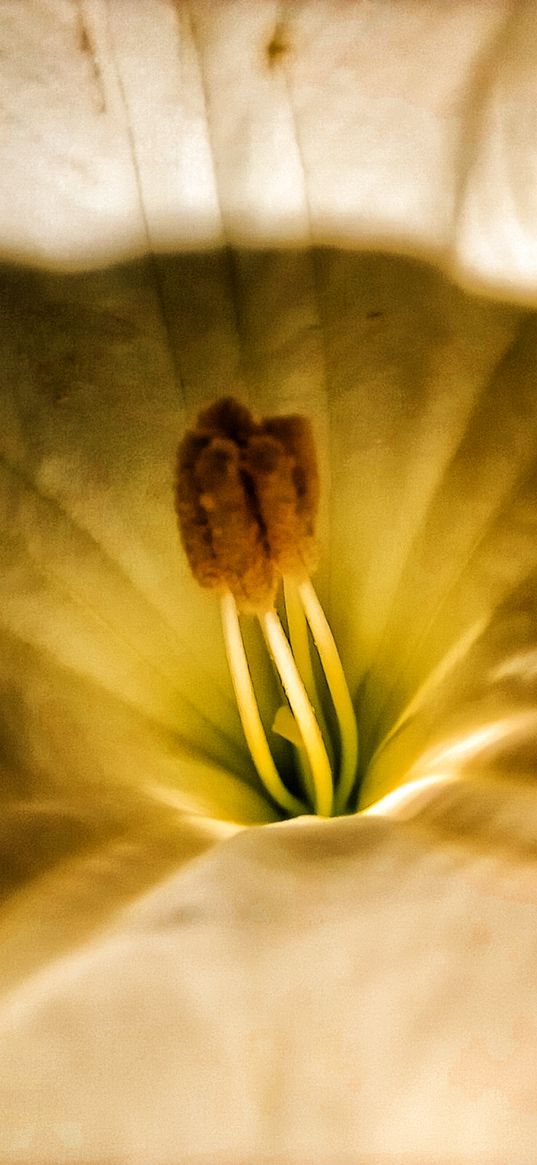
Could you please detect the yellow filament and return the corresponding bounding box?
[220,592,306,818]
[283,578,335,809]
[260,608,334,817]
[298,579,358,813]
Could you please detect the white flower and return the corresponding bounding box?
[2,2,537,1160]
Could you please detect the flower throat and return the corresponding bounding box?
[176,397,358,818]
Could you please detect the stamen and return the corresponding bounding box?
[247,417,319,580]
[220,592,306,818]
[283,577,334,772]
[195,436,275,610]
[176,397,318,611]
[264,413,320,575]
[176,405,276,611]
[260,608,334,817]
[176,396,358,818]
[297,578,359,813]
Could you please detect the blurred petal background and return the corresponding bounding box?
[3,1,537,1161]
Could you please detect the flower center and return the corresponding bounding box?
[176,397,358,819]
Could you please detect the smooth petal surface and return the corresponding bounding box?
[3,250,537,827]
[3,5,537,1161]
[0,804,238,994]
[3,779,537,1162]
[3,1,537,299]
[0,261,280,825]
[2,2,537,885]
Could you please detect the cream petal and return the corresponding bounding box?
[0,261,284,829]
[314,256,537,807]
[3,5,537,832]
[2,1,537,299]
[0,802,239,995]
[2,781,537,1160]
[455,0,537,301]
[194,248,537,811]
[2,5,537,1159]
[4,248,537,830]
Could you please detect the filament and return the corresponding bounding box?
[283,577,335,774]
[298,578,358,812]
[220,592,306,818]
[260,608,334,817]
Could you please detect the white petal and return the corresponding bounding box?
[0,804,239,994]
[3,1,537,298]
[2,781,537,1160]
[0,259,283,824]
[455,1,537,300]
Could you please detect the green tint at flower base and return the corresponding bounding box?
[1,251,536,852]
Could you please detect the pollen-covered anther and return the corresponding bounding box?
[245,432,318,579]
[251,412,319,578]
[175,432,222,593]
[194,436,276,610]
[176,397,319,609]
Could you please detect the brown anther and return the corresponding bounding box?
[176,431,222,592]
[196,397,257,446]
[245,433,317,579]
[263,414,320,575]
[194,436,276,610]
[176,397,319,610]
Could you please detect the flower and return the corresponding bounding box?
[2,1,537,1161]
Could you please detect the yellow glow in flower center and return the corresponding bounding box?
[176,398,358,819]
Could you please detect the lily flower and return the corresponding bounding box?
[2,1,537,1161]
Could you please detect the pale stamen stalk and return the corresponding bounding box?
[283,577,335,773]
[260,608,334,818]
[297,578,359,813]
[220,591,306,818]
